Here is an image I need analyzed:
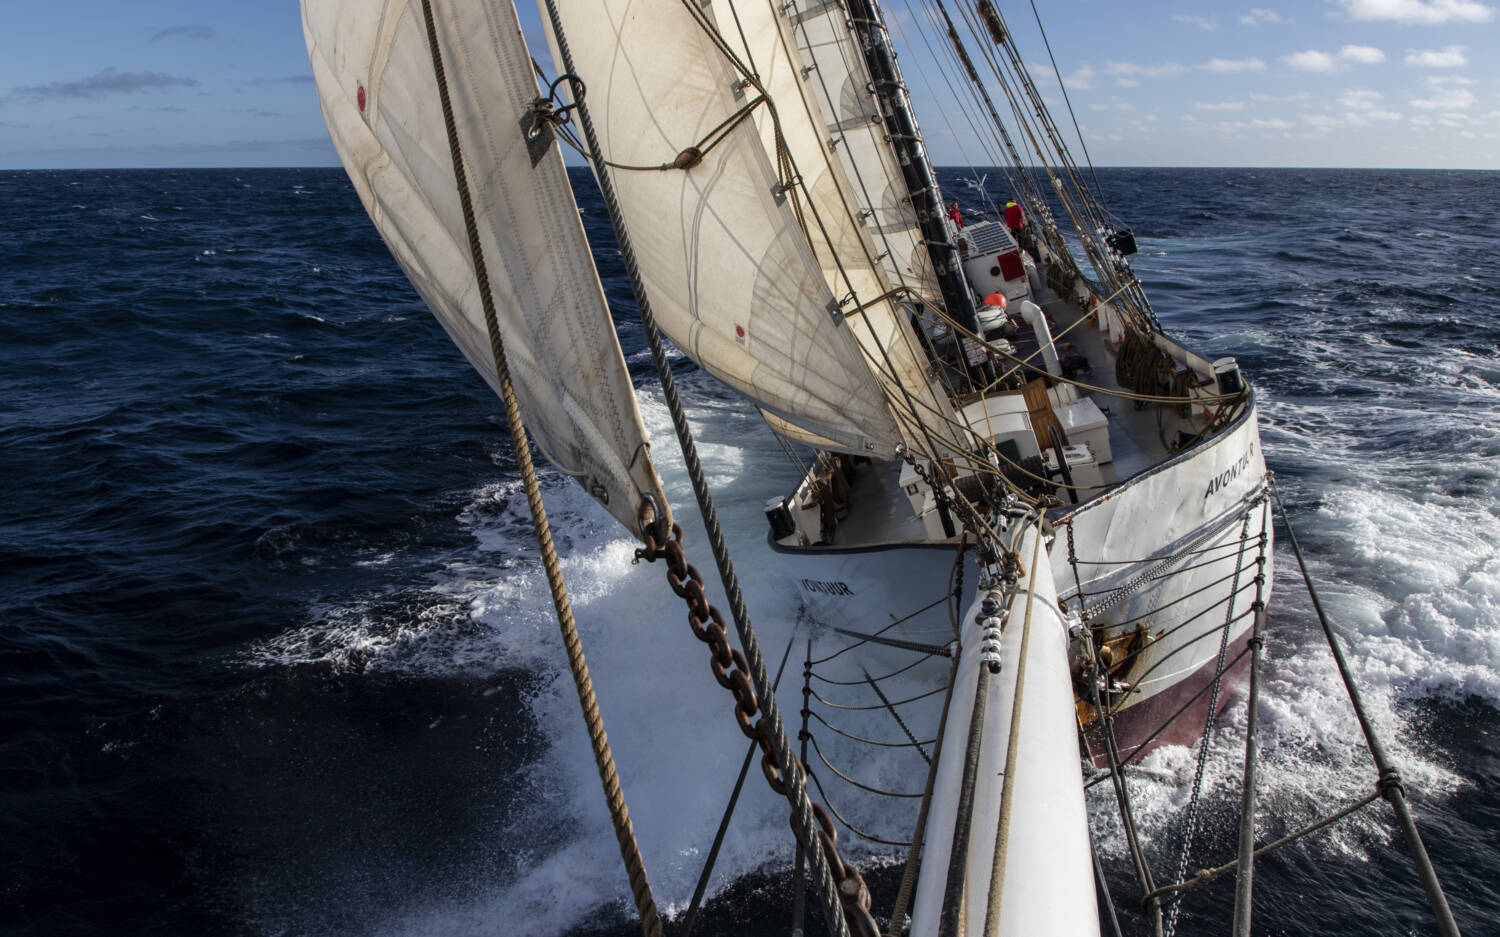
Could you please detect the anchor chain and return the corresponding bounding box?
[635,522,879,937]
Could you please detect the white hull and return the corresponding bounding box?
[772,399,1273,759]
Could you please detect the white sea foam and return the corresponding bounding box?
[254,329,1498,933]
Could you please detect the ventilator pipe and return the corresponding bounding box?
[1018,300,1061,377]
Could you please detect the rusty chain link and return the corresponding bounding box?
[637,523,878,937]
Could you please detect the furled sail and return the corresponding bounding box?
[701,0,967,460]
[540,0,911,459]
[301,0,665,536]
[781,0,942,305]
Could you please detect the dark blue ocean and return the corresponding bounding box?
[2,166,1497,937]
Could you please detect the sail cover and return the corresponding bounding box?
[700,0,965,459]
[782,0,942,306]
[301,0,664,537]
[541,0,907,458]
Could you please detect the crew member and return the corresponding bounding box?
[1005,198,1037,261]
[1003,197,1024,233]
[947,200,964,229]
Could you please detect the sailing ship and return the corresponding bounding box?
[299,0,1461,935]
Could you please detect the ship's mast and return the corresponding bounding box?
[843,0,982,345]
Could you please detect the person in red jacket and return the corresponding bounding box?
[947,200,965,228]
[1004,197,1024,232]
[1005,198,1037,260]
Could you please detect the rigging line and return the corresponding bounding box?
[961,6,1150,330]
[1086,497,1262,618]
[1270,483,1461,937]
[806,770,917,845]
[810,710,937,748]
[596,95,770,172]
[811,593,954,664]
[1095,568,1256,644]
[982,521,1046,936]
[1094,667,1164,937]
[863,666,933,763]
[541,1,866,933]
[1232,508,1272,937]
[827,628,952,660]
[1112,604,1256,704]
[417,4,664,935]
[1083,643,1254,789]
[807,731,927,798]
[767,422,813,480]
[810,681,950,711]
[783,0,928,298]
[815,652,944,686]
[1070,535,1253,568]
[887,651,960,937]
[897,0,1036,210]
[975,0,1111,235]
[680,626,802,937]
[1147,791,1383,903]
[909,0,1031,207]
[1164,508,1253,937]
[884,0,1016,209]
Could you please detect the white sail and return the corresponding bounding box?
[301,0,664,536]
[781,0,942,304]
[541,0,910,458]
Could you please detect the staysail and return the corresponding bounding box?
[301,0,664,536]
[541,0,915,459]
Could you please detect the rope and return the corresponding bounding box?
[807,732,925,799]
[1164,508,1253,937]
[806,771,917,846]
[537,0,881,930]
[982,522,1045,935]
[863,667,933,764]
[416,4,662,934]
[1147,790,1382,904]
[1270,483,1461,937]
[810,682,950,711]
[810,710,937,749]
[680,629,801,937]
[887,653,960,937]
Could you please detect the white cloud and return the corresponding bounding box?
[1241,7,1292,24]
[1174,13,1219,29]
[1067,65,1098,90]
[1410,76,1479,108]
[1250,117,1296,129]
[1200,57,1268,72]
[1106,60,1186,78]
[1115,78,1142,88]
[1282,46,1385,72]
[1196,100,1247,111]
[1339,44,1387,63]
[1302,113,1347,131]
[1334,0,1495,24]
[1285,50,1340,72]
[1404,45,1468,67]
[1341,88,1385,108]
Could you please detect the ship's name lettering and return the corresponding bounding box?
[1204,442,1256,499]
[800,578,854,596]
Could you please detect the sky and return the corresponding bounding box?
[0,0,1495,170]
